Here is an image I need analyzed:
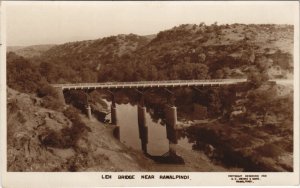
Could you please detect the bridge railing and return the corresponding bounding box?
[51,79,248,88]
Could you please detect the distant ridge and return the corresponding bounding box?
[7,44,56,58]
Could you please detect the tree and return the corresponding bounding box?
[247,67,269,88]
[7,52,43,93]
[255,56,273,72]
[207,88,222,117]
[199,22,205,27]
[37,84,58,98]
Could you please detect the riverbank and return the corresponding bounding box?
[8,88,238,172]
[185,121,293,172]
[7,88,151,171]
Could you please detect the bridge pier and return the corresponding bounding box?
[164,104,178,157]
[165,105,178,130]
[141,136,148,154]
[54,87,66,105]
[138,105,148,153]
[107,90,118,125]
[165,105,178,155]
[169,141,178,155]
[114,126,120,140]
[111,104,117,125]
[138,105,147,128]
[86,104,92,119]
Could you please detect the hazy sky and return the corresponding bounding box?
[5,1,298,46]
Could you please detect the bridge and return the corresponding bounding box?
[51,78,291,163]
[51,79,251,126]
[51,79,248,90]
[52,79,290,122]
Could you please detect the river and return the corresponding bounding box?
[74,81,293,171]
[103,98,240,170]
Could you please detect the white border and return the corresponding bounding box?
[1,1,299,187]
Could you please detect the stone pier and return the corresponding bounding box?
[114,126,120,140]
[165,105,178,130]
[111,104,117,125]
[138,105,148,153]
[138,105,147,127]
[169,141,178,155]
[86,104,92,119]
[165,105,178,155]
[54,87,65,105]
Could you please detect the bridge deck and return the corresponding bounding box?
[52,79,248,90]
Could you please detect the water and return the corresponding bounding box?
[104,99,202,165]
[108,102,176,155]
[103,98,245,170]
[94,84,268,171]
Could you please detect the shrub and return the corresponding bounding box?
[255,143,285,158]
[7,52,44,93]
[7,99,19,113]
[63,106,81,121]
[40,106,91,149]
[40,130,71,148]
[42,96,62,111]
[64,90,88,112]
[37,84,58,98]
[16,111,26,123]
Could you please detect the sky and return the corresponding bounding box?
[4,1,299,46]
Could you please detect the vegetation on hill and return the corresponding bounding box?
[8,23,293,85]
[7,52,62,110]
[98,23,293,81]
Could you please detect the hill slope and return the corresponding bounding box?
[7,87,151,171]
[129,23,293,80]
[11,23,294,83]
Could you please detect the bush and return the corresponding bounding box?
[42,96,62,111]
[7,99,20,113]
[37,84,58,98]
[40,130,72,148]
[16,111,26,123]
[7,52,44,93]
[62,107,91,147]
[64,90,88,112]
[63,106,81,121]
[247,70,269,88]
[255,143,285,158]
[40,106,91,149]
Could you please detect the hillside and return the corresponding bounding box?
[7,87,151,171]
[39,34,150,83]
[7,44,55,58]
[25,23,295,83]
[133,24,293,80]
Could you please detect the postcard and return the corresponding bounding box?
[1,1,299,187]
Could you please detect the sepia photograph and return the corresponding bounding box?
[1,1,299,186]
